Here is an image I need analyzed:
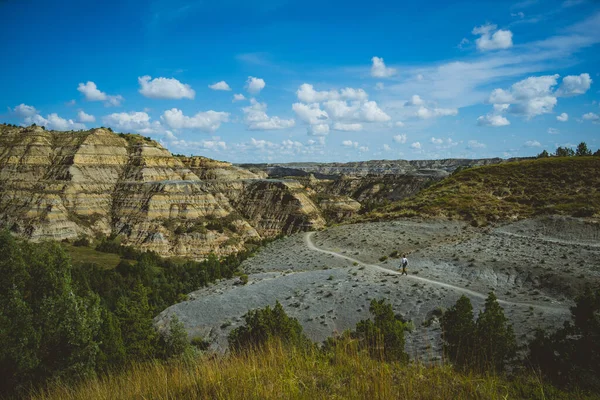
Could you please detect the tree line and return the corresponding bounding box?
[537,141,600,158]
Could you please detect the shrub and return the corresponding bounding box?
[239,274,249,285]
[228,301,311,352]
[73,236,90,247]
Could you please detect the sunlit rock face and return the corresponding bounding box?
[0,124,325,259]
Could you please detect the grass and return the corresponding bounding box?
[367,157,600,225]
[31,340,595,400]
[61,243,122,269]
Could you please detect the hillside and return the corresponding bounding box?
[368,157,600,225]
[0,124,325,258]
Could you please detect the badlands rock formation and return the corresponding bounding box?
[0,124,325,258]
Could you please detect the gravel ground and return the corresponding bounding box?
[156,216,599,360]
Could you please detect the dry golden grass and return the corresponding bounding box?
[32,341,592,400]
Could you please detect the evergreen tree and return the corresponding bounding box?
[536,150,550,158]
[555,146,575,157]
[441,295,476,369]
[475,292,517,372]
[594,149,600,157]
[575,142,592,157]
[354,299,409,363]
[96,307,126,372]
[115,284,158,361]
[158,315,191,359]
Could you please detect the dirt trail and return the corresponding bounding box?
[305,232,569,314]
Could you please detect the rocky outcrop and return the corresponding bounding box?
[0,124,325,258]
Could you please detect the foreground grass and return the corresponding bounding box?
[33,341,594,400]
[368,157,600,225]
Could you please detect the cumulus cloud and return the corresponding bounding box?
[103,111,161,134]
[466,140,486,149]
[583,112,599,123]
[556,73,592,97]
[524,140,542,147]
[307,124,330,136]
[77,81,123,106]
[292,103,329,125]
[138,76,195,99]
[383,144,391,152]
[208,81,232,91]
[77,111,95,123]
[332,122,363,131]
[243,99,294,130]
[416,106,458,119]
[477,113,510,127]
[410,142,422,150]
[11,104,38,117]
[296,83,368,103]
[371,56,397,78]
[394,121,405,127]
[430,137,443,145]
[406,95,424,106]
[342,140,358,148]
[393,134,407,144]
[323,100,390,122]
[246,77,266,94]
[359,146,369,152]
[233,93,246,102]
[472,23,513,51]
[548,128,560,134]
[161,108,229,132]
[25,113,86,131]
[556,112,569,122]
[482,73,591,121]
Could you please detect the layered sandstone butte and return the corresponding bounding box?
[0,124,325,258]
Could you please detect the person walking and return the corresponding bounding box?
[400,254,408,276]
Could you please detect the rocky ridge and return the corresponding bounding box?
[0,124,325,258]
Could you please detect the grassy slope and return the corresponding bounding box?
[61,243,122,269]
[368,157,600,225]
[33,341,593,400]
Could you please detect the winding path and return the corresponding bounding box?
[304,231,570,314]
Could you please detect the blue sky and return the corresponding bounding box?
[1,0,599,162]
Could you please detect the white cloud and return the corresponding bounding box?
[161,108,229,132]
[307,124,330,136]
[77,81,123,106]
[281,139,303,149]
[11,104,38,117]
[103,111,160,133]
[524,140,542,147]
[394,121,405,127]
[383,144,391,152]
[342,140,358,148]
[359,146,369,152]
[242,99,294,130]
[488,88,514,103]
[467,140,486,149]
[556,112,569,122]
[332,122,363,131]
[510,96,557,118]
[25,113,86,131]
[296,83,368,103]
[548,128,560,134]
[393,134,407,144]
[556,73,592,96]
[323,100,390,122]
[292,103,329,125]
[410,142,422,150]
[233,93,246,102]
[477,113,510,127]
[208,81,232,91]
[138,76,195,99]
[406,95,424,106]
[416,106,458,119]
[371,56,397,78]
[583,112,599,123]
[246,76,266,94]
[430,137,444,145]
[472,23,513,51]
[77,110,95,123]
[375,82,385,90]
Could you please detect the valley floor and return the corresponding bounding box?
[156,216,600,359]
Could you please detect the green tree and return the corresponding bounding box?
[536,150,550,158]
[96,307,126,372]
[575,142,592,157]
[114,284,158,361]
[594,149,600,157]
[228,301,310,351]
[441,295,476,370]
[354,299,409,363]
[158,315,191,359]
[555,146,575,157]
[475,292,517,372]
